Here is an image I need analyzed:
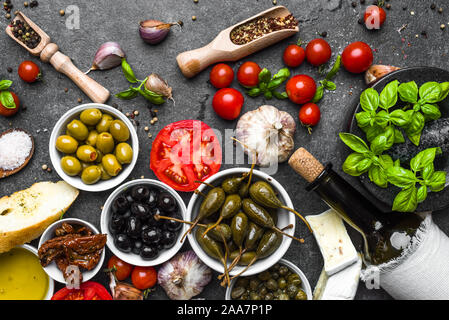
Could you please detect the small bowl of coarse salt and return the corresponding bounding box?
[0,128,34,178]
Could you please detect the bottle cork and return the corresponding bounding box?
[288,148,325,183]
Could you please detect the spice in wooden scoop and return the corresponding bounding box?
[10,19,41,49]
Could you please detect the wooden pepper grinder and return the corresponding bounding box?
[6,12,110,104]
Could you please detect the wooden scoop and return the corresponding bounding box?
[5,12,110,103]
[177,6,299,78]
[0,129,34,179]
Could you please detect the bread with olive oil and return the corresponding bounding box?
[0,181,79,253]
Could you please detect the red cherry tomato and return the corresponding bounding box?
[286,75,317,105]
[299,103,321,127]
[305,38,332,66]
[283,44,306,68]
[212,88,244,120]
[0,91,20,117]
[18,61,41,83]
[107,256,133,281]
[341,41,373,74]
[209,63,234,89]
[237,61,261,87]
[51,281,112,300]
[131,266,157,290]
[364,5,386,29]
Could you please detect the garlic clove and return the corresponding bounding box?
[145,73,174,104]
[87,42,126,74]
[365,65,400,86]
[139,20,183,45]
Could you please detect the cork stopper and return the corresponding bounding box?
[288,148,325,183]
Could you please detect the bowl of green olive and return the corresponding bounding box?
[186,168,301,282]
[49,103,138,192]
[225,259,312,300]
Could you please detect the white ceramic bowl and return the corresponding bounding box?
[38,218,105,284]
[18,244,54,300]
[187,168,295,277]
[101,179,188,267]
[49,103,139,192]
[225,258,313,300]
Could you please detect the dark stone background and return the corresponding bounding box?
[1,0,448,300]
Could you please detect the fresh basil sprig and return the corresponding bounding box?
[115,58,165,105]
[0,79,16,109]
[247,67,290,100]
[312,55,341,103]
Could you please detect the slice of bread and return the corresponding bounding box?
[0,181,79,253]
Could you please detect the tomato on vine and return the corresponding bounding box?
[237,61,261,87]
[286,75,317,105]
[305,38,332,67]
[283,41,306,68]
[18,61,41,83]
[299,103,321,134]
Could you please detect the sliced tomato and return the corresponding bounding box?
[150,120,222,192]
[51,281,112,300]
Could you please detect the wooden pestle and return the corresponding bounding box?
[288,148,325,183]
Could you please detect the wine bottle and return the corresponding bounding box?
[288,148,423,265]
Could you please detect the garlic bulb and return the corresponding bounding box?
[236,105,296,167]
[158,250,212,300]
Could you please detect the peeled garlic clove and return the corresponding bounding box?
[87,42,126,74]
[365,65,400,86]
[236,105,296,167]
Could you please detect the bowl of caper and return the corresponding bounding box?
[49,103,138,192]
[225,259,312,300]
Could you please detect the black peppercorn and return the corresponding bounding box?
[351,2,357,8]
[7,67,12,73]
[431,4,436,10]
[358,18,363,24]
[360,0,365,4]
[386,4,391,10]
[320,31,328,37]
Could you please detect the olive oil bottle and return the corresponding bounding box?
[289,148,423,265]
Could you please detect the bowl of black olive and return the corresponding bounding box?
[100,179,187,266]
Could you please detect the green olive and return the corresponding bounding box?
[85,130,99,147]
[279,265,289,276]
[278,277,287,290]
[81,165,102,185]
[79,162,90,175]
[109,120,130,142]
[235,277,249,288]
[76,145,98,162]
[286,284,299,299]
[80,108,102,126]
[115,143,133,164]
[98,163,111,180]
[95,149,104,163]
[295,289,308,300]
[56,135,78,154]
[60,156,82,176]
[67,119,89,141]
[102,154,122,177]
[231,287,246,300]
[96,114,114,133]
[266,278,278,291]
[257,271,271,281]
[96,132,115,154]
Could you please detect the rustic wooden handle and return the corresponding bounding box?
[40,43,110,103]
[176,44,227,78]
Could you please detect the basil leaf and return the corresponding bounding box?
[264,91,273,100]
[392,128,404,144]
[355,111,372,128]
[379,80,399,110]
[121,58,138,83]
[272,68,290,80]
[0,80,13,91]
[421,103,441,121]
[357,158,373,172]
[267,78,285,90]
[410,147,441,172]
[247,87,262,97]
[259,82,268,92]
[339,133,370,153]
[0,91,16,109]
[374,110,390,128]
[258,68,272,84]
[115,88,139,100]
[369,166,388,188]
[406,112,425,135]
[365,125,385,142]
[272,91,288,100]
[360,88,379,112]
[389,109,411,127]
[419,82,441,103]
[370,126,394,154]
[392,186,418,212]
[422,163,435,181]
[394,159,401,167]
[311,86,324,103]
[322,80,337,91]
[343,152,369,176]
[398,81,418,103]
[417,185,428,203]
[325,55,341,81]
[139,88,165,104]
[379,154,394,169]
[406,131,422,147]
[386,166,417,188]
[427,171,447,192]
[438,82,449,101]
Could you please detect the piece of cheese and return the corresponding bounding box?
[306,209,359,276]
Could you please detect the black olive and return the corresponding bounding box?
[112,196,129,214]
[157,243,165,252]
[130,202,151,221]
[161,230,177,249]
[165,218,182,232]
[140,246,159,260]
[131,185,150,201]
[125,192,135,204]
[122,209,132,220]
[147,189,159,208]
[114,234,132,253]
[132,240,144,255]
[142,227,162,245]
[109,215,125,234]
[158,192,177,212]
[126,216,142,239]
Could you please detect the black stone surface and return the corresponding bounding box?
[1,0,449,301]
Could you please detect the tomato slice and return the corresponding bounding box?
[51,281,112,300]
[150,120,222,192]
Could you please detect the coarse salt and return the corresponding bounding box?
[0,130,32,171]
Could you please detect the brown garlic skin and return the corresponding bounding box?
[365,65,400,86]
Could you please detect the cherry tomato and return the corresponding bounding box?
[286,75,317,105]
[237,61,261,87]
[364,5,386,30]
[0,91,20,117]
[212,88,244,120]
[209,63,234,89]
[150,120,222,192]
[283,44,306,68]
[107,256,133,281]
[305,38,332,66]
[131,266,157,290]
[18,61,41,83]
[299,103,321,127]
[341,41,373,74]
[51,281,112,300]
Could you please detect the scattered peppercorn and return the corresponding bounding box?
[59,9,65,16]
[431,4,436,10]
[42,164,48,171]
[192,15,196,21]
[7,67,12,73]
[133,110,139,116]
[77,98,82,103]
[358,18,363,24]
[385,3,391,10]
[351,2,357,8]
[29,0,38,8]
[5,13,10,19]
[440,24,446,30]
[421,30,428,38]
[272,0,277,4]
[438,7,443,14]
[360,0,365,4]
[47,167,52,173]
[320,31,328,37]
[24,2,28,7]
[64,88,68,92]
[402,6,407,10]
[193,0,198,3]
[144,126,149,132]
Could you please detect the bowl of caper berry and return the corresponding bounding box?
[225,259,312,300]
